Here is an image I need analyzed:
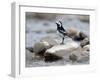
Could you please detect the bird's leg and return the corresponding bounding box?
[61,37,65,44]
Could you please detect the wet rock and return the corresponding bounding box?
[44,42,79,62]
[40,36,58,46]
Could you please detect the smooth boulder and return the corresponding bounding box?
[73,32,87,41]
[66,27,78,38]
[33,41,53,57]
[40,36,59,46]
[44,42,79,62]
[66,27,87,41]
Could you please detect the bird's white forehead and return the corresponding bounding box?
[56,21,61,27]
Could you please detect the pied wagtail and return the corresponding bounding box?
[56,21,67,44]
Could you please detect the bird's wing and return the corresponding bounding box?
[59,29,67,35]
[61,26,66,31]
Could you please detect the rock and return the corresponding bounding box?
[80,38,89,47]
[33,41,52,57]
[83,45,90,51]
[69,48,89,63]
[79,32,87,38]
[72,32,87,41]
[44,52,62,62]
[26,47,34,52]
[79,32,87,40]
[44,42,79,62]
[46,42,79,53]
[69,54,78,62]
[66,27,78,38]
[26,49,34,61]
[40,36,58,46]
[66,27,87,41]
[35,48,46,57]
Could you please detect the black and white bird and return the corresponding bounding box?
[56,21,67,44]
[56,21,88,45]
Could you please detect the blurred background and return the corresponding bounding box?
[25,12,89,48]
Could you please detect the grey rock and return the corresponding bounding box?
[83,45,90,51]
[72,32,87,41]
[69,48,89,63]
[80,38,89,47]
[26,47,34,52]
[33,41,53,57]
[66,27,87,41]
[44,52,62,62]
[26,49,34,61]
[44,42,79,62]
[66,27,78,38]
[69,54,78,62]
[40,36,59,46]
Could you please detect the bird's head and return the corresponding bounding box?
[55,21,62,27]
[55,22,60,27]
